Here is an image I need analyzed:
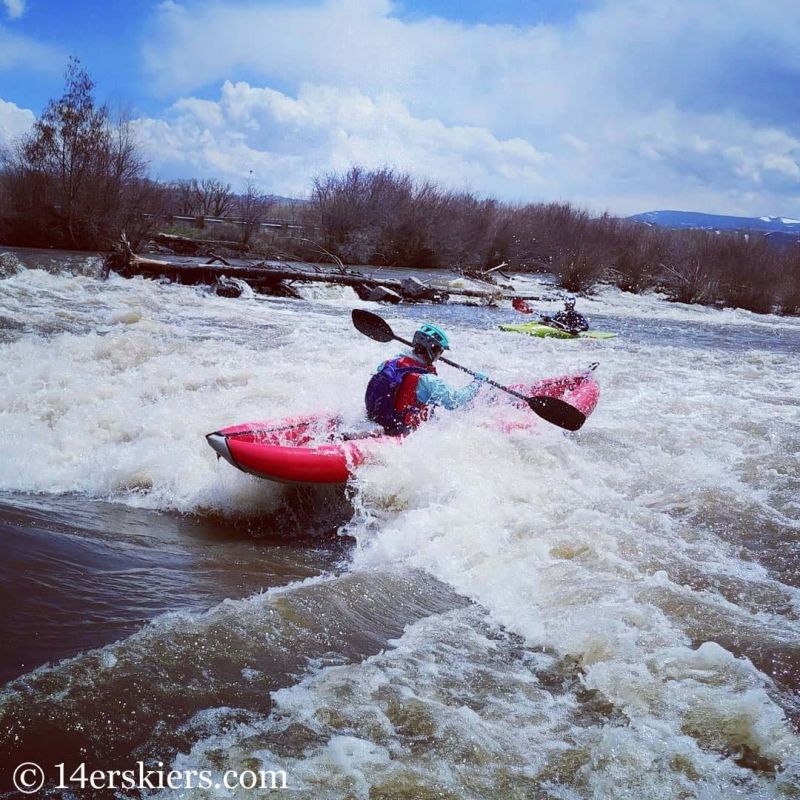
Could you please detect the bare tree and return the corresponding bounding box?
[1,58,152,249]
[237,179,274,244]
[658,231,721,304]
[115,177,170,250]
[168,178,235,219]
[170,179,201,216]
[23,58,110,246]
[201,179,235,218]
[607,222,666,293]
[779,247,800,315]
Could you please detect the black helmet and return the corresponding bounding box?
[412,323,450,363]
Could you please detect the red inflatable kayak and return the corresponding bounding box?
[207,415,385,485]
[207,368,600,485]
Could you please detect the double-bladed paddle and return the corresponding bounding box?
[539,315,579,336]
[352,309,588,432]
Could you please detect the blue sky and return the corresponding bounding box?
[1,0,799,217]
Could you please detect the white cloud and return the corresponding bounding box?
[138,81,550,198]
[136,78,800,216]
[0,97,34,143]
[3,0,25,20]
[137,0,800,215]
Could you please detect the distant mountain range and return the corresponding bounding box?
[628,210,800,235]
[267,194,308,205]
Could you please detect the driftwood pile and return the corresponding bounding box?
[103,238,544,305]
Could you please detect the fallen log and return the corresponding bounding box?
[103,246,549,303]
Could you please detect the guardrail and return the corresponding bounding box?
[167,215,306,230]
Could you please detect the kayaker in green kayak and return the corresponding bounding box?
[541,294,589,335]
[365,323,487,436]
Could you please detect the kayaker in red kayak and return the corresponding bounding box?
[512,297,533,314]
[365,323,487,436]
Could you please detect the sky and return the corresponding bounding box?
[0,0,799,217]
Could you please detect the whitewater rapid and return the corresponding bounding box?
[0,249,798,797]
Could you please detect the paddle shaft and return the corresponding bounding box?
[391,333,531,403]
[540,316,578,336]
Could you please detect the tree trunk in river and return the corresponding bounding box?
[103,242,548,304]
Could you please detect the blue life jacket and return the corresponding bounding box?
[365,356,432,436]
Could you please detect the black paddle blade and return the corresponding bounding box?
[352,309,395,343]
[527,396,586,432]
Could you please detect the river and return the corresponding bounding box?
[0,247,798,798]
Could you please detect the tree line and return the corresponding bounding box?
[1,59,798,316]
[0,59,277,251]
[302,167,800,316]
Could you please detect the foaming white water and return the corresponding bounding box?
[3,263,800,794]
[165,608,798,798]
[0,267,621,512]
[341,301,800,792]
[0,269,378,512]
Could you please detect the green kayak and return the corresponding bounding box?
[499,322,617,339]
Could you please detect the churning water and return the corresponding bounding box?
[0,247,798,798]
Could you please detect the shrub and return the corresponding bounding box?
[608,223,665,293]
[777,248,800,315]
[658,231,722,304]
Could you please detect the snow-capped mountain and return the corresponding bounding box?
[628,210,800,233]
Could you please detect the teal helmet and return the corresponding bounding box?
[412,323,450,363]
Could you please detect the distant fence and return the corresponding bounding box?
[167,214,308,232]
